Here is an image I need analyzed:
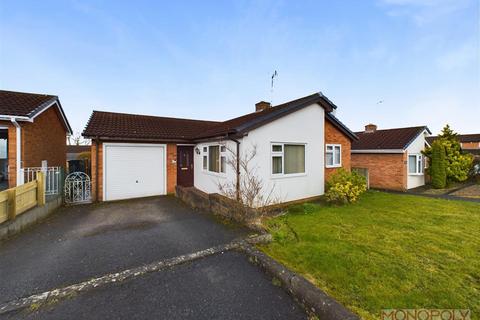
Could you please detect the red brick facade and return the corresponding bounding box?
[90,142,177,201]
[324,120,352,182]
[461,142,480,149]
[1,106,68,188]
[167,144,177,194]
[351,152,407,191]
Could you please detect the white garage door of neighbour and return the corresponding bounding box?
[104,144,166,201]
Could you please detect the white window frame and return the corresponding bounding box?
[408,153,424,175]
[202,144,227,175]
[325,144,342,168]
[270,142,306,177]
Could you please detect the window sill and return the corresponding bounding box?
[271,173,307,179]
[202,170,227,178]
[408,173,424,176]
[325,165,342,169]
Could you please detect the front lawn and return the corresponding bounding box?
[260,191,480,319]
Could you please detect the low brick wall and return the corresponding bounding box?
[175,186,258,223]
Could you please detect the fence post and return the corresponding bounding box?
[7,188,16,220]
[37,172,46,206]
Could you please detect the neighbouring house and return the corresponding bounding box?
[82,92,357,203]
[427,134,480,156]
[351,124,431,191]
[66,145,91,175]
[0,90,72,190]
[66,145,91,161]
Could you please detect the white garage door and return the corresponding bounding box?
[104,143,166,201]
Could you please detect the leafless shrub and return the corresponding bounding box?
[217,142,281,219]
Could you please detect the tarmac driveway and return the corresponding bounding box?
[0,196,306,319]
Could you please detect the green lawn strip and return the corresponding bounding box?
[259,191,480,320]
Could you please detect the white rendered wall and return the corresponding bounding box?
[406,130,428,189]
[194,103,325,204]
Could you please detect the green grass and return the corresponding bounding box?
[259,191,480,320]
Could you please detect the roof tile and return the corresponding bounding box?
[352,126,428,150]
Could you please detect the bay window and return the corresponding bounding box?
[271,143,305,175]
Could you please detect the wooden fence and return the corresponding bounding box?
[0,172,45,224]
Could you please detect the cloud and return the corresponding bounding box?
[436,38,479,71]
[379,0,473,25]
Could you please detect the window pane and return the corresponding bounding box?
[209,146,220,172]
[326,152,333,166]
[220,146,226,153]
[418,156,423,173]
[272,156,282,174]
[203,155,207,170]
[408,155,417,173]
[326,145,333,151]
[272,145,282,152]
[285,145,305,174]
[221,156,226,173]
[203,147,207,153]
[334,146,341,165]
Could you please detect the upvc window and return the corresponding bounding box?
[203,145,227,173]
[271,143,305,175]
[408,154,423,175]
[326,144,341,168]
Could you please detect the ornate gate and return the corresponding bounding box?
[64,172,92,204]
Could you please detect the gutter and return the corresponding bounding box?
[10,118,23,186]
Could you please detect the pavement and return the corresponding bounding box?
[0,196,306,319]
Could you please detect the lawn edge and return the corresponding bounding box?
[239,244,360,320]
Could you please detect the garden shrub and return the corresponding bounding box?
[424,125,474,184]
[431,140,447,189]
[325,169,367,204]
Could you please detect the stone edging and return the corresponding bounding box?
[239,244,360,320]
[1,233,358,320]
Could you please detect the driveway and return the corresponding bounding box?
[0,196,306,319]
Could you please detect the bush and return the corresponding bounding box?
[424,125,474,184]
[325,169,367,204]
[431,140,447,189]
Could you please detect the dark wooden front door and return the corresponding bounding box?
[177,146,194,187]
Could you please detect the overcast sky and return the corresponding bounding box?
[0,0,478,136]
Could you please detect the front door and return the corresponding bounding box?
[177,146,194,187]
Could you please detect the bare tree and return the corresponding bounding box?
[217,142,281,219]
[68,132,90,146]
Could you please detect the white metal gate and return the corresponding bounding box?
[22,167,61,195]
[64,172,91,204]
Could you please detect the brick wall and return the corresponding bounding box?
[90,142,177,201]
[461,142,480,149]
[22,107,67,168]
[324,120,352,182]
[0,107,67,189]
[351,153,407,191]
[1,122,17,188]
[167,144,177,194]
[90,142,103,201]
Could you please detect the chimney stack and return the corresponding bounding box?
[365,124,377,133]
[255,101,271,112]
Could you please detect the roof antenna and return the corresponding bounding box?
[270,70,278,104]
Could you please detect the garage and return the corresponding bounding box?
[103,143,166,201]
